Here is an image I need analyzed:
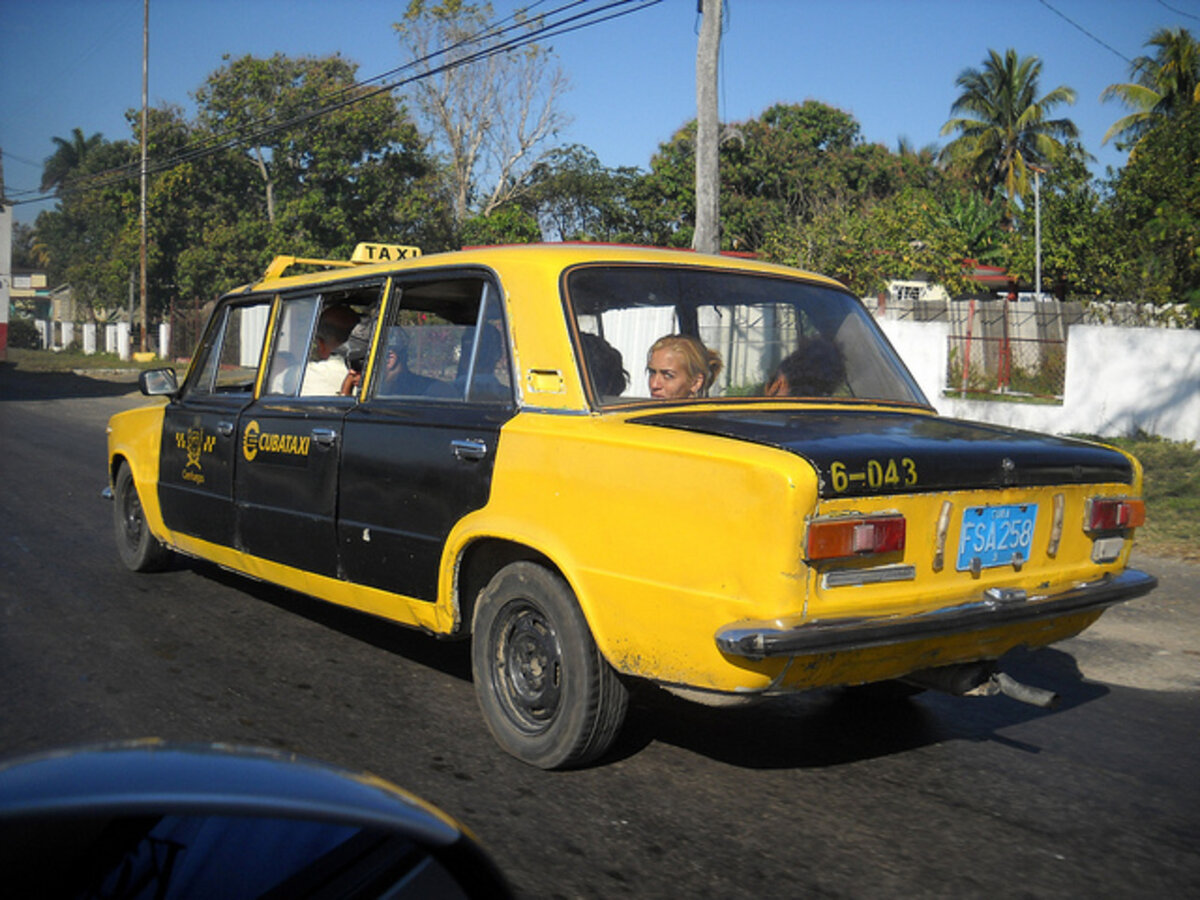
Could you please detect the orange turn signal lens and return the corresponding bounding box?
[1085,497,1146,532]
[806,515,906,561]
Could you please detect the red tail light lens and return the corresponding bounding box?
[1086,497,1146,532]
[806,515,906,561]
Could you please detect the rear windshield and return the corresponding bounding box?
[565,265,927,407]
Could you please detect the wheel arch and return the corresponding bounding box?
[453,537,562,637]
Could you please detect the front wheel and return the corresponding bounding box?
[472,562,628,769]
[113,462,171,572]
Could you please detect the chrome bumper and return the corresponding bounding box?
[715,569,1157,661]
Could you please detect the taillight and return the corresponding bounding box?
[806,514,906,561]
[1085,497,1146,532]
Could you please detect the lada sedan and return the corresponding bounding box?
[107,243,1156,768]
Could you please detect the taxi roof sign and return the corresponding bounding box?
[260,242,424,281]
[351,242,422,263]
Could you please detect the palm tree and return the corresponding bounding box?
[40,127,104,193]
[939,49,1077,220]
[1101,27,1200,148]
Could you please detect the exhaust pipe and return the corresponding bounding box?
[903,662,1060,709]
[972,672,1060,709]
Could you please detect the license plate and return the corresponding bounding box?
[956,503,1038,571]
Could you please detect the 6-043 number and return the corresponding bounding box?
[830,457,918,493]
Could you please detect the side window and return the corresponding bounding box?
[374,278,511,404]
[186,300,272,397]
[264,295,319,396]
[263,283,384,399]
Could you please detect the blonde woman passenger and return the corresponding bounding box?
[646,334,723,399]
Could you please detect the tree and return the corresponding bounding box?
[1005,147,1118,299]
[644,101,941,255]
[1105,102,1200,317]
[523,145,650,243]
[1101,27,1200,149]
[40,127,105,193]
[193,52,432,251]
[35,134,139,316]
[940,48,1078,220]
[394,0,569,231]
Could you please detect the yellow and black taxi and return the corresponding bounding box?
[107,242,1156,768]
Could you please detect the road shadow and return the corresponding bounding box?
[609,646,1109,769]
[0,362,148,401]
[162,557,1115,771]
[185,558,473,682]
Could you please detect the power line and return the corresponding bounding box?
[27,0,632,201]
[15,0,662,207]
[1036,0,1134,65]
[1156,0,1200,23]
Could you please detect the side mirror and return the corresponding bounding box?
[0,742,512,899]
[138,367,179,397]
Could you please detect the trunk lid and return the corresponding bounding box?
[630,407,1132,498]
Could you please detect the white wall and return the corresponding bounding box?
[880,319,1200,444]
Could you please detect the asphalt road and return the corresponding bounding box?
[1,364,1198,898]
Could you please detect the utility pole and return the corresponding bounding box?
[693,0,722,255]
[0,151,10,361]
[138,0,149,352]
[1031,164,1044,302]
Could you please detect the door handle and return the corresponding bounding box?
[451,438,488,461]
[217,421,234,437]
[311,428,338,447]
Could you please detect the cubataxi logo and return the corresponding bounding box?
[241,420,311,463]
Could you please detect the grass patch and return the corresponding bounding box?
[3,347,178,373]
[1080,434,1200,561]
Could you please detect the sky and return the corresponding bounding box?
[3,0,1198,226]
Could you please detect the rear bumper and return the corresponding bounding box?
[715,568,1158,661]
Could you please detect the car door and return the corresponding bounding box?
[337,274,516,602]
[158,297,272,547]
[234,282,384,579]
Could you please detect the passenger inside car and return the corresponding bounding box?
[763,336,847,397]
[378,328,436,397]
[580,332,628,398]
[301,304,360,396]
[646,334,722,399]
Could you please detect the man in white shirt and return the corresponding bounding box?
[301,305,360,396]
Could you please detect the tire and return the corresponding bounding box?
[472,562,628,769]
[113,462,172,572]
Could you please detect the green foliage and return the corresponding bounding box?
[643,101,947,259]
[940,48,1078,220]
[1101,27,1200,148]
[6,318,41,349]
[935,190,1007,265]
[459,204,541,246]
[1105,103,1200,312]
[523,145,652,243]
[39,127,105,193]
[1005,147,1121,299]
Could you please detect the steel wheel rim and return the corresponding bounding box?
[491,600,563,735]
[121,483,145,547]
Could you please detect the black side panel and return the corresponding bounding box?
[234,399,349,578]
[158,396,249,545]
[336,402,513,601]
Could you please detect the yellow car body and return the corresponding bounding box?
[107,243,1155,767]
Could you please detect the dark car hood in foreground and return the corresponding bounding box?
[630,407,1133,498]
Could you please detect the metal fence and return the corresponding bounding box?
[870,296,1084,402]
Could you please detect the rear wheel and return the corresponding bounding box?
[113,462,171,572]
[472,562,628,769]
